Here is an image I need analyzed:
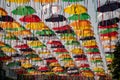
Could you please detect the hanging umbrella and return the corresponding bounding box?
[98,24,118,29]
[44,57,58,63]
[0,41,5,47]
[12,6,36,16]
[49,62,61,67]
[25,53,39,59]
[14,44,29,49]
[27,41,43,47]
[67,67,79,74]
[80,68,91,71]
[1,47,16,53]
[53,25,71,31]
[59,33,76,37]
[34,0,58,3]
[47,40,62,45]
[0,22,21,29]
[5,26,26,32]
[19,48,34,52]
[21,62,32,68]
[100,36,117,41]
[97,1,120,12]
[100,31,118,37]
[65,40,80,45]
[0,52,11,61]
[63,0,84,2]
[61,36,77,41]
[70,20,91,27]
[0,15,14,22]
[86,48,99,53]
[55,29,74,34]
[6,0,30,4]
[98,17,119,26]
[19,14,41,22]
[93,67,104,72]
[79,64,89,68]
[39,51,50,54]
[58,54,71,58]
[79,36,95,41]
[103,45,116,49]
[0,7,7,16]
[52,67,63,72]
[72,25,92,31]
[60,58,73,62]
[4,35,19,40]
[53,48,68,53]
[73,54,86,58]
[51,45,65,48]
[100,27,118,34]
[82,40,97,47]
[81,71,94,77]
[64,4,87,14]
[45,14,67,22]
[71,48,83,55]
[23,36,38,41]
[25,22,47,30]
[36,30,55,36]
[68,13,90,20]
[38,66,49,72]
[64,62,75,68]
[12,30,32,36]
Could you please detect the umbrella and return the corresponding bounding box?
[64,4,87,14]
[100,31,118,37]
[68,13,90,20]
[71,48,83,54]
[1,47,16,53]
[23,36,38,41]
[12,6,36,16]
[67,67,79,74]
[44,57,58,63]
[0,52,7,57]
[60,58,73,62]
[0,15,14,22]
[0,7,7,16]
[12,30,32,36]
[81,71,94,77]
[53,48,68,53]
[47,40,62,45]
[27,41,43,47]
[25,53,39,59]
[100,36,117,41]
[64,62,75,68]
[25,22,47,30]
[19,15,41,22]
[59,33,76,37]
[70,20,91,27]
[4,34,19,40]
[98,17,120,26]
[55,29,74,34]
[53,25,71,31]
[49,62,61,67]
[72,25,92,30]
[38,66,49,72]
[7,61,20,68]
[73,54,86,58]
[14,44,29,49]
[93,67,104,72]
[0,22,21,29]
[34,0,57,3]
[6,0,30,4]
[0,41,5,47]
[62,0,84,2]
[79,64,89,68]
[58,54,71,58]
[82,40,97,47]
[52,67,63,72]
[5,26,26,31]
[51,45,65,48]
[103,45,116,49]
[21,62,32,68]
[80,68,91,71]
[39,51,50,54]
[98,24,118,29]
[65,40,80,45]
[97,1,120,12]
[36,30,55,36]
[45,14,67,22]
[86,48,99,52]
[61,36,77,41]
[19,48,34,52]
[79,36,95,41]
[100,27,118,34]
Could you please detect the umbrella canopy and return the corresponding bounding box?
[36,30,55,36]
[25,22,47,30]
[25,53,39,59]
[100,36,117,41]
[5,26,26,31]
[79,64,89,68]
[12,30,32,36]
[97,1,120,12]
[62,0,84,2]
[86,48,99,52]
[53,25,71,31]
[61,36,77,41]
[39,51,50,54]
[7,61,20,68]
[14,44,29,49]
[60,58,73,62]
[58,54,71,58]
[45,14,67,22]
[81,71,94,77]
[38,66,49,72]
[65,40,80,45]
[19,15,41,22]
[73,54,86,58]
[12,6,36,16]
[1,47,16,53]
[100,27,118,34]
[0,7,7,16]
[47,40,62,45]
[0,15,14,22]
[6,0,30,4]
[67,67,79,74]
[68,13,90,20]
[93,67,104,72]
[64,62,75,68]
[23,36,38,41]
[100,31,118,37]
[55,29,74,34]
[59,33,76,37]
[79,36,95,41]
[34,0,57,3]
[52,67,63,72]
[98,17,120,26]
[21,62,32,68]
[53,48,68,53]
[64,4,87,14]
[82,40,97,47]
[49,62,61,67]
[27,41,43,47]
[0,41,5,47]
[0,22,21,29]
[98,24,118,29]
[71,48,83,54]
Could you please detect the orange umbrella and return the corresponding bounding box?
[58,54,71,58]
[12,30,32,36]
[0,7,7,16]
[71,48,83,54]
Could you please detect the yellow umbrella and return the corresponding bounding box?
[1,47,16,53]
[21,62,32,68]
[82,71,94,77]
[71,48,83,54]
[61,36,76,41]
[64,4,87,15]
[6,0,30,4]
[72,25,92,30]
[70,20,91,27]
[0,41,5,47]
[12,30,32,36]
[39,51,50,54]
[52,67,63,72]
[58,54,71,58]
[82,40,97,47]
[25,22,47,30]
[34,0,57,3]
[49,62,61,67]
[64,62,75,68]
[27,41,43,47]
[0,22,21,29]
[0,7,7,16]
[93,67,104,72]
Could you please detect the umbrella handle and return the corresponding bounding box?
[7,2,11,7]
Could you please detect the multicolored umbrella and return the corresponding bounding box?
[64,4,87,14]
[6,0,30,4]
[12,6,36,16]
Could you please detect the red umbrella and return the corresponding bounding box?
[98,24,118,29]
[75,57,87,61]
[53,48,68,53]
[47,40,62,45]
[84,45,98,48]
[100,31,118,37]
[38,66,49,72]
[19,14,41,22]
[53,25,71,31]
[0,56,11,61]
[14,44,29,49]
[87,52,100,55]
[79,64,90,68]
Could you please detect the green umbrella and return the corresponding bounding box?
[100,27,118,34]
[91,60,102,63]
[25,53,39,58]
[79,68,90,71]
[7,61,20,67]
[12,6,36,16]
[59,33,76,37]
[5,26,26,31]
[62,0,84,2]
[65,40,80,45]
[32,44,46,48]
[68,13,90,20]
[105,54,114,58]
[4,36,19,40]
[36,30,55,35]
[60,58,73,62]
[86,48,99,52]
